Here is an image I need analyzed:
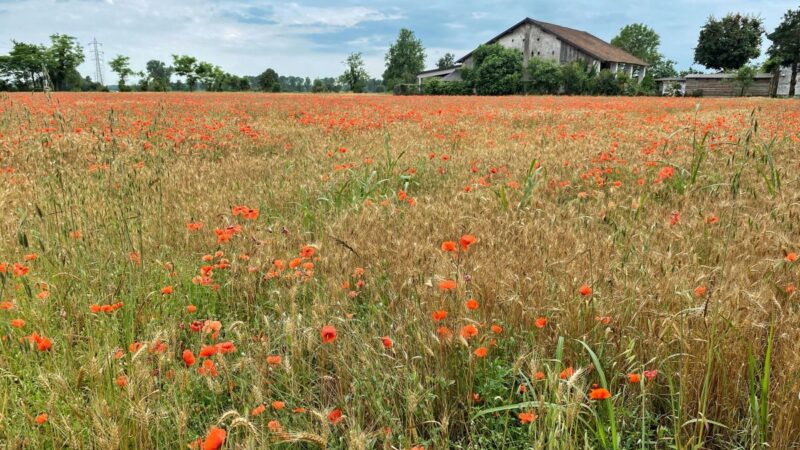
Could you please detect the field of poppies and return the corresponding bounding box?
[1,92,799,449]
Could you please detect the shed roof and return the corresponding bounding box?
[456,17,648,66]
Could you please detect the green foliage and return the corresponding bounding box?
[767,6,800,96]
[561,60,595,95]
[436,53,456,69]
[109,55,135,92]
[171,54,198,91]
[392,83,419,95]
[611,23,661,65]
[694,14,764,71]
[730,65,758,96]
[383,29,426,90]
[420,79,470,95]
[257,68,280,92]
[527,58,562,94]
[144,60,172,92]
[340,52,369,93]
[47,34,85,91]
[592,69,625,95]
[463,44,523,95]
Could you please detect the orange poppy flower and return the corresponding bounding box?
[381,336,393,349]
[460,324,478,339]
[589,388,611,400]
[271,400,285,410]
[328,408,343,425]
[10,319,25,328]
[441,241,457,252]
[300,245,316,258]
[693,285,707,298]
[474,347,488,358]
[490,324,503,334]
[438,279,457,291]
[116,375,128,387]
[465,299,479,310]
[534,317,547,328]
[161,286,173,295]
[182,350,196,367]
[786,252,798,262]
[518,411,537,424]
[431,310,448,321]
[628,373,641,384]
[559,367,574,380]
[266,355,282,366]
[460,234,477,250]
[34,413,48,424]
[187,304,197,313]
[199,345,218,358]
[251,404,266,417]
[202,426,226,450]
[320,325,337,344]
[578,285,592,297]
[534,371,545,381]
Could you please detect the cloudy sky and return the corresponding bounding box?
[0,0,795,81]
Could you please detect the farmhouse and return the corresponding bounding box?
[418,18,649,85]
[655,69,798,98]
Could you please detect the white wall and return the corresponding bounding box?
[776,66,799,97]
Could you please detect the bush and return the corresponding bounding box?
[591,70,624,95]
[422,79,471,95]
[392,83,419,95]
[463,44,524,96]
[561,60,594,95]
[527,58,562,94]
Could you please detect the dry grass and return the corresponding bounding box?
[1,92,799,449]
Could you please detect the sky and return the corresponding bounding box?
[0,0,795,82]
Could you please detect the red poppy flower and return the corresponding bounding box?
[321,325,337,344]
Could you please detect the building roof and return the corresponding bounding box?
[417,66,460,78]
[456,17,648,66]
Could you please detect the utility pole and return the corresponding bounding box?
[88,38,104,85]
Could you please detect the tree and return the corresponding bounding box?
[172,55,198,91]
[767,7,800,97]
[436,53,456,69]
[46,34,85,91]
[731,65,757,96]
[694,14,764,71]
[383,29,425,90]
[257,68,280,92]
[109,55,135,91]
[527,58,561,94]
[340,52,369,93]
[2,41,49,90]
[462,44,523,95]
[611,24,661,65]
[145,60,172,92]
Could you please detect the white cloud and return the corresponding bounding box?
[271,3,403,28]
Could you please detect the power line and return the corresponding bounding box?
[87,38,104,85]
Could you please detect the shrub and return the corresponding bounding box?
[527,58,562,94]
[561,60,594,95]
[592,70,624,95]
[393,83,419,95]
[422,79,471,95]
[463,44,524,96]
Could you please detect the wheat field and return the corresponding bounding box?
[1,92,799,449]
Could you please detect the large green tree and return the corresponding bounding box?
[340,52,369,93]
[171,55,198,91]
[46,34,85,91]
[145,60,172,92]
[611,24,677,79]
[767,7,800,97]
[109,55,136,91]
[1,41,49,90]
[257,68,280,92]
[383,28,425,90]
[694,14,764,71]
[611,23,661,65]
